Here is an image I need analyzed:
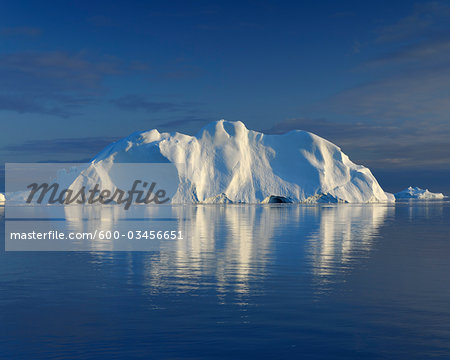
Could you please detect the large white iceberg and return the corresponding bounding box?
[83,120,393,204]
[394,186,446,200]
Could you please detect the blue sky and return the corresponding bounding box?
[1,0,450,193]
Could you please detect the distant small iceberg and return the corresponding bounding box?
[394,186,446,200]
[0,193,5,204]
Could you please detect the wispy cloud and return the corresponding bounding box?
[325,2,450,123]
[0,94,76,117]
[111,94,200,113]
[156,116,210,129]
[2,136,120,156]
[375,1,450,43]
[0,27,41,37]
[111,95,182,112]
[328,65,450,120]
[0,51,120,90]
[265,117,450,170]
[264,117,398,139]
[0,51,121,117]
[366,36,450,68]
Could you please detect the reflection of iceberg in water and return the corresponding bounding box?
[307,205,392,278]
[63,205,177,251]
[170,206,291,296]
[64,205,128,251]
[406,201,445,220]
[60,204,392,295]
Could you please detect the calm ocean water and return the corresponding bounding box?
[1,202,449,359]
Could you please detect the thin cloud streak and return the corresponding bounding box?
[156,116,210,129]
[375,1,450,43]
[111,95,192,113]
[2,136,120,156]
[0,27,41,37]
[0,51,147,117]
[265,117,450,170]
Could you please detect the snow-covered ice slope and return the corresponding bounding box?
[394,186,445,200]
[87,120,394,204]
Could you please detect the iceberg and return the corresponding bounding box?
[83,120,393,204]
[394,186,446,200]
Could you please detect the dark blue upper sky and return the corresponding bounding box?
[1,0,450,192]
